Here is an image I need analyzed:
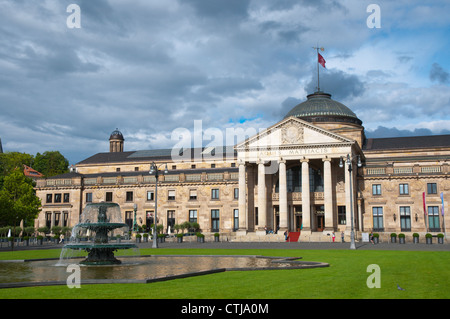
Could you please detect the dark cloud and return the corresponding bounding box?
[306,69,365,100]
[366,126,450,138]
[430,63,449,84]
[0,0,449,165]
[184,0,250,20]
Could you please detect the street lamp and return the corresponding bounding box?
[149,162,168,248]
[133,203,138,233]
[339,154,362,250]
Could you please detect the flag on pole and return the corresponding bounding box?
[318,53,326,68]
[441,192,445,216]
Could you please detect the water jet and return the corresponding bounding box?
[61,202,138,265]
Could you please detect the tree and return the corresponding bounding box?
[33,151,69,177]
[0,169,41,227]
[0,152,34,176]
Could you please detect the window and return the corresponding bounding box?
[399,184,409,195]
[428,206,440,232]
[399,206,411,231]
[63,212,69,227]
[86,193,92,203]
[105,192,112,202]
[54,194,61,203]
[234,188,239,200]
[189,189,197,200]
[191,164,196,169]
[211,189,219,199]
[427,183,437,194]
[63,193,70,203]
[146,211,154,229]
[211,164,216,168]
[372,207,384,231]
[211,209,220,232]
[168,190,175,200]
[126,191,133,202]
[147,191,154,201]
[116,168,120,172]
[338,206,346,225]
[372,184,381,195]
[45,212,52,228]
[167,210,175,231]
[125,211,133,229]
[233,209,239,231]
[135,167,139,171]
[189,210,197,223]
[54,212,61,226]
[46,194,53,203]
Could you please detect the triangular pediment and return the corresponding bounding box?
[235,116,353,151]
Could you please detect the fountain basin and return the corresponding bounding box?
[0,255,329,288]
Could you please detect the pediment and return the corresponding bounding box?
[235,117,353,151]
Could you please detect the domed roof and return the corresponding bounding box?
[284,91,362,125]
[109,128,124,140]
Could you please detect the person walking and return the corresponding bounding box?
[341,231,345,242]
[332,232,335,243]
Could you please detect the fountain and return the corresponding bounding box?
[61,202,138,265]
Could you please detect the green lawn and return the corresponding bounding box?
[0,248,449,299]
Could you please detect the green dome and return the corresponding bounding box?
[285,91,362,125]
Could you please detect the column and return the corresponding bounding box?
[238,162,247,233]
[257,161,266,232]
[278,159,288,231]
[301,159,311,231]
[323,158,333,230]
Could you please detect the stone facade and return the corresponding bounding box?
[34,92,450,242]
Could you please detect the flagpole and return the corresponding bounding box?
[312,46,324,92]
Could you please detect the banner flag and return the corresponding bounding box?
[423,192,427,215]
[318,53,326,68]
[441,192,445,216]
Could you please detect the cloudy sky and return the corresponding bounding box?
[1,0,449,164]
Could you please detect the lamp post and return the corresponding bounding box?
[133,203,138,233]
[339,154,362,250]
[149,162,168,248]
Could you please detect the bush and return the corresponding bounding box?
[413,233,419,238]
[176,233,184,238]
[425,233,432,239]
[390,233,397,238]
[398,233,405,238]
[214,233,220,237]
[373,233,379,238]
[38,226,50,234]
[437,233,444,238]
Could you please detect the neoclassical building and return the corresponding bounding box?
[34,91,450,241]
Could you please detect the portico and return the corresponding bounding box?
[235,112,364,239]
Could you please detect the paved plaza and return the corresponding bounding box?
[2,239,449,252]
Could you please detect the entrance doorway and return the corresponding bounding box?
[295,215,302,232]
[316,215,324,232]
[146,211,154,232]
